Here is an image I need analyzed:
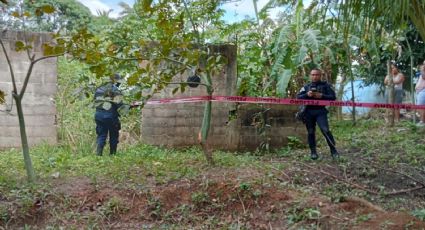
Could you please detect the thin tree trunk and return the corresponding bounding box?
[387,60,395,126]
[200,100,214,165]
[13,94,36,182]
[350,79,356,123]
[200,71,214,165]
[406,41,416,123]
[345,44,356,124]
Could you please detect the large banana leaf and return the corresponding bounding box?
[302,29,321,52]
[294,45,308,64]
[277,69,292,97]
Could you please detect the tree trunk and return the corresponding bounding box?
[345,44,356,125]
[200,71,214,165]
[13,94,36,183]
[350,79,356,123]
[200,99,214,165]
[387,61,395,126]
[406,41,416,123]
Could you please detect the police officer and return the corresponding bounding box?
[296,68,339,160]
[94,73,124,156]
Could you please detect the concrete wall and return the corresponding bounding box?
[228,104,306,151]
[0,30,57,148]
[141,44,306,151]
[141,44,237,148]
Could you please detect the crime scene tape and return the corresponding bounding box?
[131,95,425,110]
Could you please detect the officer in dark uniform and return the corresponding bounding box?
[94,73,124,156]
[296,68,339,160]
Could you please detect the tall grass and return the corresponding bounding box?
[56,58,141,153]
[56,58,96,153]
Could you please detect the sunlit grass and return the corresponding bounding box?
[0,143,264,188]
[1,117,425,228]
[2,118,424,188]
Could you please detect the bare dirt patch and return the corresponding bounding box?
[3,167,424,229]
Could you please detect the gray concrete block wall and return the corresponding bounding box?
[140,44,306,151]
[141,45,237,148]
[222,104,306,151]
[0,30,57,148]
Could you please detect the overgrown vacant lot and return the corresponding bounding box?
[1,119,425,229]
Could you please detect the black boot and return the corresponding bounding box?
[310,150,318,160]
[331,149,340,160]
[307,132,318,160]
[110,145,117,155]
[96,145,104,156]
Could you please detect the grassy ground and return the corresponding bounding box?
[2,58,425,228]
[1,117,425,229]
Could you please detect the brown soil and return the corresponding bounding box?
[3,167,424,229]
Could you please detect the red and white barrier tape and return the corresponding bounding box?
[131,95,425,110]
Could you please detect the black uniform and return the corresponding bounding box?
[94,82,123,156]
[296,81,339,159]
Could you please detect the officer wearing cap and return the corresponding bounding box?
[297,68,339,160]
[94,73,124,156]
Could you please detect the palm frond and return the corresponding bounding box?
[96,9,113,17]
[339,0,425,41]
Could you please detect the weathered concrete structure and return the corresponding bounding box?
[141,44,306,151]
[0,31,57,148]
[228,104,306,151]
[140,45,238,149]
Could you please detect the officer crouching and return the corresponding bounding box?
[296,68,340,160]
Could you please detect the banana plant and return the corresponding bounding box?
[269,0,339,97]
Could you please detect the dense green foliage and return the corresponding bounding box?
[2,0,424,98]
[0,0,92,32]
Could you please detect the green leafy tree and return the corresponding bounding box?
[25,0,93,33]
[1,0,93,33]
[337,0,425,42]
[89,10,115,34]
[358,24,425,87]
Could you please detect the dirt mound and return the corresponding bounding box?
[3,169,424,229]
